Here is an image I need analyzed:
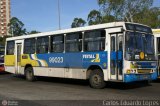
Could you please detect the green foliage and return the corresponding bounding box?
[97,0,154,22]
[82,0,160,28]
[87,10,102,25]
[0,36,11,46]
[71,18,86,28]
[134,7,160,28]
[8,17,27,36]
[102,15,116,23]
[28,30,40,34]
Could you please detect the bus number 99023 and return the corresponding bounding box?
[49,57,63,63]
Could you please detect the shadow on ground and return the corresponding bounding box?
[105,81,151,90]
[151,78,160,83]
[37,76,89,86]
[0,71,11,75]
[12,75,151,90]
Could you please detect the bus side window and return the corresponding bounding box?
[6,41,15,55]
[51,35,64,53]
[65,32,82,52]
[84,29,106,52]
[36,36,49,54]
[24,38,36,54]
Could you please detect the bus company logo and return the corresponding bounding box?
[2,100,7,106]
[83,54,100,63]
[1,100,18,106]
[83,54,96,59]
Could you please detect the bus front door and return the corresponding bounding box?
[110,34,123,81]
[15,40,23,74]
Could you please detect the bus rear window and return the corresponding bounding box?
[6,41,15,55]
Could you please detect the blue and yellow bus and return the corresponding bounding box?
[5,22,157,88]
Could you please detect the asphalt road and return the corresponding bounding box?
[0,72,160,106]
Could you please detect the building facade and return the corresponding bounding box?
[0,0,10,36]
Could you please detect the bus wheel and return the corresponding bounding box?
[25,67,35,81]
[89,69,106,89]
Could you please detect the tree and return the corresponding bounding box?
[97,0,153,22]
[134,7,160,28]
[8,17,27,36]
[0,36,9,46]
[71,18,86,28]
[87,10,102,25]
[102,15,116,23]
[28,30,40,34]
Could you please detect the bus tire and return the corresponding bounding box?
[89,69,106,89]
[25,67,35,81]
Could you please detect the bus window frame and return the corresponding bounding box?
[36,36,49,54]
[6,41,15,55]
[50,34,64,53]
[83,29,106,52]
[24,38,36,54]
[65,32,83,53]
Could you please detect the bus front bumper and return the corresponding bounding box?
[124,72,157,83]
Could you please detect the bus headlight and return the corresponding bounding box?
[151,69,154,73]
[131,69,136,73]
[127,69,131,74]
[127,69,136,74]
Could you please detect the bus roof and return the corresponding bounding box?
[6,22,150,41]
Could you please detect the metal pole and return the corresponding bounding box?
[58,0,61,30]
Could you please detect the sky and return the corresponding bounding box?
[11,0,160,32]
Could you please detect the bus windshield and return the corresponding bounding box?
[125,31,155,61]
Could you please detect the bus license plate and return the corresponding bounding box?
[143,75,150,79]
